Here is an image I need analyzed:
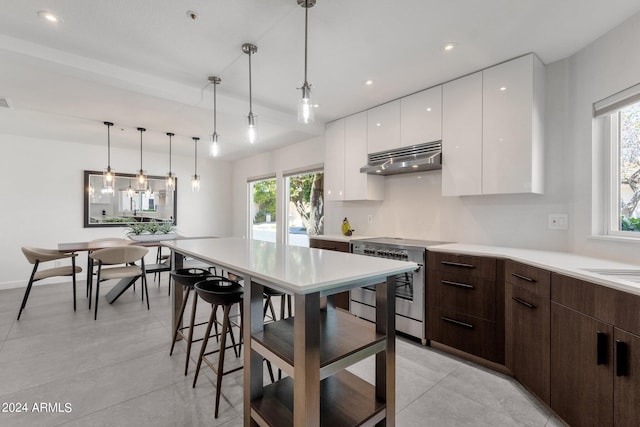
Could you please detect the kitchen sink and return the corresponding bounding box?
[581,268,640,283]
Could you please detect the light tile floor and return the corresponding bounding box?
[0,276,564,426]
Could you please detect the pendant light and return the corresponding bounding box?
[166,132,176,191]
[102,121,115,194]
[191,136,200,192]
[127,179,134,198]
[208,76,221,157]
[242,43,258,144]
[297,0,316,124]
[136,127,147,189]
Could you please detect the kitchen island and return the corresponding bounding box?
[162,237,417,426]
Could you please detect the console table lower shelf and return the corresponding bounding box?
[251,370,386,427]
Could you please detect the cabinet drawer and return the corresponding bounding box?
[551,273,616,325]
[428,270,496,320]
[428,252,496,279]
[428,306,498,362]
[505,260,550,298]
[309,238,350,253]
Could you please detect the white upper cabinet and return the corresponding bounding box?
[442,53,545,196]
[324,119,345,201]
[367,100,401,154]
[442,72,483,196]
[345,112,384,200]
[401,85,442,147]
[483,54,544,194]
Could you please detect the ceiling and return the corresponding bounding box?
[1,0,639,161]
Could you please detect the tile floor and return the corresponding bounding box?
[0,275,564,426]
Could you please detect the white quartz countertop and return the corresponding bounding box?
[163,237,417,295]
[428,243,640,296]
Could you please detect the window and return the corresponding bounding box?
[285,169,324,247]
[248,176,277,242]
[596,85,640,237]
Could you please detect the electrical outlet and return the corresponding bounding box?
[548,214,569,230]
[367,214,373,224]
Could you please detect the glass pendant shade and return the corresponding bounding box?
[166,132,176,191]
[298,84,314,123]
[136,127,147,189]
[102,121,115,194]
[127,181,134,198]
[191,174,200,192]
[210,133,219,157]
[247,113,257,144]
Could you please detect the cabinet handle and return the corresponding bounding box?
[512,296,536,309]
[441,280,475,290]
[441,261,475,269]
[597,331,608,365]
[616,340,628,377]
[441,316,474,329]
[511,273,536,283]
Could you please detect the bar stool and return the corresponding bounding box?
[192,276,244,418]
[169,268,213,375]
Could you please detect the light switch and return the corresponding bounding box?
[548,214,569,230]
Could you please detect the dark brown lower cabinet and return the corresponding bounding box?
[505,284,550,404]
[613,328,640,426]
[309,238,350,310]
[550,302,613,427]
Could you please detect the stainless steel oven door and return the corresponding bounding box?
[350,268,424,322]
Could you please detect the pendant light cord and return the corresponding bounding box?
[213,81,217,133]
[107,124,111,168]
[193,137,198,175]
[169,133,172,172]
[248,51,253,115]
[304,0,309,84]
[139,130,143,171]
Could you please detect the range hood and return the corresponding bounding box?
[360,140,442,176]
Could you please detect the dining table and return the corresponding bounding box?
[57,238,173,304]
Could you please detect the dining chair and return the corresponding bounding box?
[90,245,149,320]
[18,247,82,320]
[86,238,134,305]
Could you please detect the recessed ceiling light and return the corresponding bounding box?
[312,104,320,108]
[376,123,381,127]
[500,86,507,91]
[37,10,61,23]
[426,107,432,112]
[442,42,458,52]
[365,80,373,86]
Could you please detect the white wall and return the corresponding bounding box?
[231,137,324,241]
[0,134,232,289]
[564,11,640,263]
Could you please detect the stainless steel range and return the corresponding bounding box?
[350,237,448,345]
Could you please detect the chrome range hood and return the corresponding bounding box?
[360,140,442,176]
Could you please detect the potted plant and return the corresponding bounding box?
[126,222,176,242]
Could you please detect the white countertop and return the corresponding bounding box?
[163,237,417,295]
[429,243,640,296]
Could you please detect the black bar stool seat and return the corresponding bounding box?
[192,276,244,418]
[169,268,213,375]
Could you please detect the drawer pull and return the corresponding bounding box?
[441,280,474,290]
[441,261,475,269]
[596,331,608,366]
[511,273,536,283]
[616,340,628,377]
[512,296,535,309]
[441,316,474,329]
